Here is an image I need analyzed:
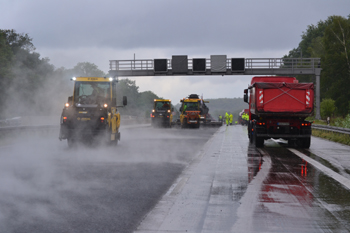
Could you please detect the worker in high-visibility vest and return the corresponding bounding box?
[218,115,222,122]
[225,112,229,126]
[229,113,233,125]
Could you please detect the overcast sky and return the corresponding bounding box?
[1,0,349,102]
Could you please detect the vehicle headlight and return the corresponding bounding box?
[65,103,69,107]
[103,103,108,108]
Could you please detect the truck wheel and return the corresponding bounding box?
[248,124,253,143]
[255,137,264,147]
[249,131,253,143]
[253,125,264,147]
[302,137,311,149]
[288,139,294,147]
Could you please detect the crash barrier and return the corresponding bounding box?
[312,124,350,135]
[0,125,59,142]
[0,116,151,138]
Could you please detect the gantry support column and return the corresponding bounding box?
[315,68,322,120]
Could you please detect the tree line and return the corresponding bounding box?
[0,29,159,119]
[284,15,350,117]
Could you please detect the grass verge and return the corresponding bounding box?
[312,128,350,146]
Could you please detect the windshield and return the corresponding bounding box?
[74,82,110,105]
[183,102,199,111]
[155,101,171,110]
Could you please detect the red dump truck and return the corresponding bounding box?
[244,76,314,148]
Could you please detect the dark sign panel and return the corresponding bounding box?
[193,58,206,72]
[154,59,168,72]
[231,58,245,71]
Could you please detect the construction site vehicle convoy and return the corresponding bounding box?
[151,99,173,127]
[59,77,127,147]
[244,76,314,148]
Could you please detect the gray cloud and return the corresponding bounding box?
[1,0,349,100]
[3,0,349,51]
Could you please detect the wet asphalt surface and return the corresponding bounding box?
[1,125,350,232]
[0,126,218,233]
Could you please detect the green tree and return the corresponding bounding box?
[0,31,14,117]
[116,78,140,116]
[322,16,350,115]
[284,18,332,83]
[0,29,56,117]
[71,62,106,77]
[284,15,350,116]
[320,98,336,119]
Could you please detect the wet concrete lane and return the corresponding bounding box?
[256,147,349,232]
[136,126,350,233]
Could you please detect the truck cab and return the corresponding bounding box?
[179,98,201,128]
[151,99,173,127]
[59,77,127,147]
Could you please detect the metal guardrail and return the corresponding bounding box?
[312,124,350,135]
[0,125,59,132]
[1,124,349,139]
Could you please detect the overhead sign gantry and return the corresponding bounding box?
[108,56,322,119]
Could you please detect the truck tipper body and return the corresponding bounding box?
[244,76,314,148]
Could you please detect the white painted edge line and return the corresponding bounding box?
[289,148,350,190]
[231,148,272,232]
[164,126,224,197]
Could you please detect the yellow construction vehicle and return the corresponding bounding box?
[59,77,127,147]
[151,99,173,127]
[179,95,201,128]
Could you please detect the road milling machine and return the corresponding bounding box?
[187,94,211,124]
[178,94,222,128]
[59,77,127,147]
[151,99,173,127]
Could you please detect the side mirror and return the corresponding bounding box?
[172,107,174,112]
[123,96,127,106]
[243,89,248,103]
[68,96,73,102]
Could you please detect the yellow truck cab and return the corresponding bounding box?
[59,77,127,147]
[151,99,173,127]
[179,98,201,128]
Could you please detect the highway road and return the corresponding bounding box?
[1,125,350,232]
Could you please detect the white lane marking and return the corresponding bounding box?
[169,177,189,196]
[231,148,272,232]
[289,148,350,190]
